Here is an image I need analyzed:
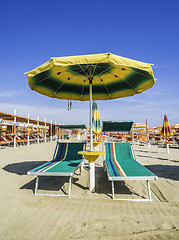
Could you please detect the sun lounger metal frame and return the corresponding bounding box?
[27,141,85,198]
[30,163,83,198]
[104,142,158,201]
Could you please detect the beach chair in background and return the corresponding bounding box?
[0,136,9,148]
[140,136,147,144]
[27,142,85,198]
[4,135,14,146]
[104,142,158,201]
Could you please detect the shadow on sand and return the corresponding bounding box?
[94,166,146,200]
[3,161,47,175]
[21,176,82,195]
[3,161,86,194]
[144,164,179,181]
[3,161,143,199]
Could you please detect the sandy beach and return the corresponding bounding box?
[0,140,178,240]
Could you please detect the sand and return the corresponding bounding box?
[0,140,178,240]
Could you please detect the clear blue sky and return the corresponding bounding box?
[0,0,179,127]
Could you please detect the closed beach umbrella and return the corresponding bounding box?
[146,119,149,136]
[26,53,155,191]
[161,114,173,153]
[146,119,150,149]
[92,101,101,136]
[161,114,173,137]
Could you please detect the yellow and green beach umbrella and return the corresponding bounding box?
[26,53,155,101]
[26,53,155,150]
[92,101,101,135]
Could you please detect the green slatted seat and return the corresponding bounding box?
[105,142,158,201]
[27,142,85,198]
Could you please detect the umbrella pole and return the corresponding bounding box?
[89,75,95,192]
[167,143,169,154]
[89,80,93,152]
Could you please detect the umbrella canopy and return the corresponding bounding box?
[92,101,101,135]
[161,114,173,137]
[26,53,155,101]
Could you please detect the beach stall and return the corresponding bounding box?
[0,111,56,148]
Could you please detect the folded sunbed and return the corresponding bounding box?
[27,141,85,198]
[105,142,158,201]
[0,136,9,147]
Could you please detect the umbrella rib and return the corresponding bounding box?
[80,85,85,99]
[110,72,138,92]
[54,83,66,95]
[95,65,113,76]
[32,70,70,88]
[32,74,54,87]
[78,64,89,77]
[92,64,97,76]
[31,71,67,95]
[91,64,114,98]
[68,68,87,77]
[101,82,111,98]
[132,68,153,78]
[121,80,138,93]
[94,73,111,98]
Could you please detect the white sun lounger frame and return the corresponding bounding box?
[104,142,158,201]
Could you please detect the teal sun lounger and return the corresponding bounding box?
[27,142,85,198]
[105,142,158,201]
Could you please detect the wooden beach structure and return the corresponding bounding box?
[0,110,56,148]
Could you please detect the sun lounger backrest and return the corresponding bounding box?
[105,142,156,178]
[106,142,133,162]
[28,142,85,174]
[54,142,85,161]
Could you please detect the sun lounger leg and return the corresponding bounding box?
[112,181,115,200]
[111,180,153,201]
[147,180,152,201]
[131,143,137,161]
[89,162,95,192]
[35,176,39,195]
[34,175,70,197]
[80,161,84,174]
[167,143,170,154]
[68,177,72,198]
